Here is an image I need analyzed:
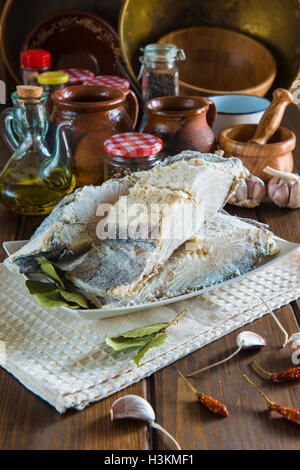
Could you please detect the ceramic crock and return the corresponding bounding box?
[50,86,139,186]
[144,96,216,157]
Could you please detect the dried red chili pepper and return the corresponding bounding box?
[244,374,300,425]
[177,369,229,417]
[252,360,300,382]
[197,393,229,417]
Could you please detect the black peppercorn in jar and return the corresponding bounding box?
[103,132,163,181]
[138,44,185,101]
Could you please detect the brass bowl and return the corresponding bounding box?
[119,0,300,92]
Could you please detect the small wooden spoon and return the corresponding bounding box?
[248,88,293,145]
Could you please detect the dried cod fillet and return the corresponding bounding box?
[4,175,140,274]
[78,213,278,308]
[66,183,205,298]
[4,152,245,276]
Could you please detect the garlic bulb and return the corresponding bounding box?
[264,167,300,209]
[111,395,181,450]
[228,173,266,208]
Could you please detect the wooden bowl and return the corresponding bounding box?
[218,124,296,181]
[158,27,277,97]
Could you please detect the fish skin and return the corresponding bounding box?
[4,174,139,273]
[83,213,278,307]
[4,152,245,277]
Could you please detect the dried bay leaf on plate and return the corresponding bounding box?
[58,289,90,309]
[36,257,65,288]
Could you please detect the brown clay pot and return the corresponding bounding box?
[51,86,139,186]
[144,96,217,157]
[218,124,296,182]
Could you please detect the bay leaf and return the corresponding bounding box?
[36,258,64,288]
[116,323,169,339]
[34,290,79,309]
[134,332,168,367]
[58,289,90,309]
[26,280,57,294]
[105,333,156,351]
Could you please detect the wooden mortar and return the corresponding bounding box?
[218,89,296,181]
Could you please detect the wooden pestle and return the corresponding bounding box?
[248,88,293,145]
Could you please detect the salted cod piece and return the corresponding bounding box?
[4,152,245,276]
[63,155,245,299]
[75,213,278,308]
[4,174,141,274]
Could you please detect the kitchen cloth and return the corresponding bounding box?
[0,249,299,413]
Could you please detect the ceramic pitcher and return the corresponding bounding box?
[50,86,139,186]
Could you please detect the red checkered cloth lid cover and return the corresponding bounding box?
[84,75,130,89]
[60,68,95,85]
[104,133,163,158]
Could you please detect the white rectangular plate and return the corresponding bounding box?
[3,238,300,320]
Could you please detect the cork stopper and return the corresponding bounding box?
[16,85,44,99]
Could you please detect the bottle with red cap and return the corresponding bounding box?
[20,49,51,86]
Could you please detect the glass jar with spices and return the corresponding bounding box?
[20,49,51,86]
[139,44,185,101]
[104,132,163,181]
[38,71,69,115]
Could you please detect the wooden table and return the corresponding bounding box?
[0,106,299,450]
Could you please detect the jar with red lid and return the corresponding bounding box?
[83,75,130,90]
[59,68,95,85]
[20,49,51,86]
[103,132,163,181]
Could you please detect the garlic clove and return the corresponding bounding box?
[288,181,300,209]
[111,395,155,423]
[187,330,265,377]
[111,395,181,450]
[252,178,267,202]
[236,331,266,350]
[284,332,300,346]
[236,179,248,201]
[268,179,290,207]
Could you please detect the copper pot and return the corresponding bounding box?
[144,96,217,157]
[51,86,139,186]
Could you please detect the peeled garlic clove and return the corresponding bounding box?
[288,181,300,209]
[236,331,266,350]
[111,395,155,423]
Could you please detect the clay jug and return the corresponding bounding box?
[50,86,139,186]
[144,95,216,157]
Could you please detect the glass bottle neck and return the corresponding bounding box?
[11,95,49,139]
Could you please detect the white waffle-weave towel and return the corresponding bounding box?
[0,249,300,413]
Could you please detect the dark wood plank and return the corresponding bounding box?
[0,369,149,450]
[152,306,300,450]
[152,104,300,450]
